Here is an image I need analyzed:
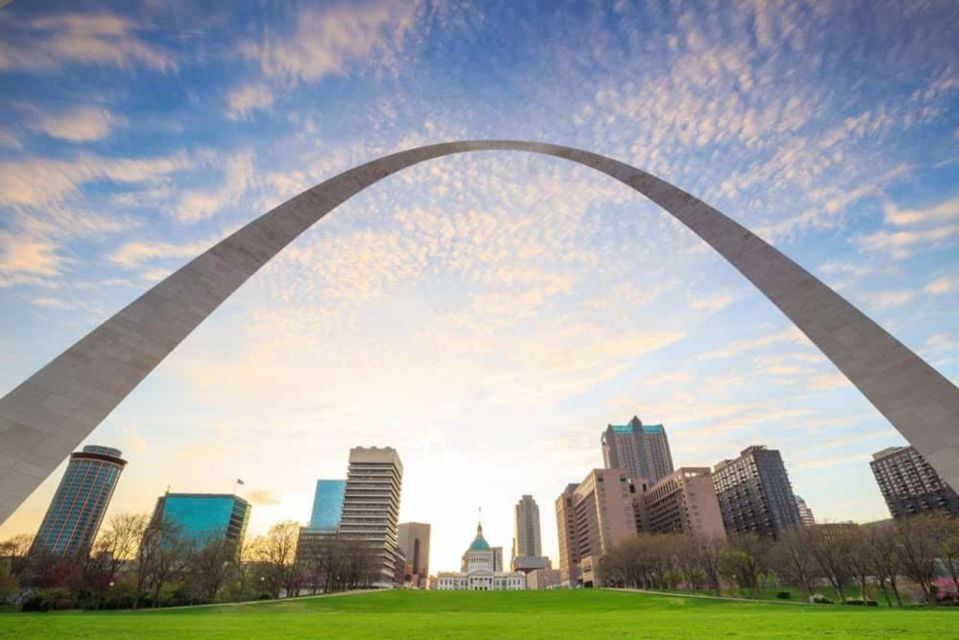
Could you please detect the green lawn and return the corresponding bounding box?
[0,589,955,639]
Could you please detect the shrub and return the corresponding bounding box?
[808,593,832,604]
[775,591,791,600]
[841,598,878,607]
[21,588,77,612]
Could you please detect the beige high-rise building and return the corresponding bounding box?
[397,522,430,587]
[555,483,580,586]
[555,469,639,587]
[641,467,726,539]
[339,447,403,588]
[512,495,549,572]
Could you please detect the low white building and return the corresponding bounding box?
[435,523,526,591]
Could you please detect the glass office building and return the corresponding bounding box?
[152,493,251,547]
[31,445,127,558]
[309,479,346,531]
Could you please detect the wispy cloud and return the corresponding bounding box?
[861,289,915,310]
[924,275,954,295]
[240,0,420,85]
[225,83,274,120]
[174,152,255,223]
[28,106,124,142]
[0,13,174,72]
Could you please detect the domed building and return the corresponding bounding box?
[435,522,526,590]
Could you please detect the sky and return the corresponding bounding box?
[0,0,957,574]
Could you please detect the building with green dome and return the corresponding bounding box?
[434,522,525,590]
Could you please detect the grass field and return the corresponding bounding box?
[0,589,955,639]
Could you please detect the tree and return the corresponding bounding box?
[0,534,33,577]
[83,513,149,608]
[770,526,817,597]
[864,524,902,607]
[935,516,959,595]
[808,524,856,602]
[893,515,940,605]
[691,534,726,596]
[135,519,192,608]
[188,531,237,603]
[719,534,767,598]
[253,521,300,599]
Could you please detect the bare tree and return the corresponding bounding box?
[188,530,236,603]
[0,534,34,576]
[808,524,856,602]
[254,521,300,599]
[770,526,817,597]
[135,519,192,608]
[935,515,959,594]
[692,534,725,596]
[83,513,149,607]
[719,534,767,598]
[893,515,941,605]
[864,524,902,607]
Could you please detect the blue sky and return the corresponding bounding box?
[0,0,957,572]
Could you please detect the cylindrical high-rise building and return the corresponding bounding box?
[31,445,127,558]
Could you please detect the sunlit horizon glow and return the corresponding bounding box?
[0,1,957,574]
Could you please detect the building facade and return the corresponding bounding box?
[712,445,801,539]
[339,446,403,587]
[435,523,525,590]
[795,495,816,526]
[511,495,549,572]
[31,445,127,558]
[151,493,251,550]
[397,522,431,587]
[641,467,726,539]
[526,567,562,590]
[601,416,674,484]
[555,469,639,587]
[555,483,581,586]
[309,479,346,531]
[870,446,959,519]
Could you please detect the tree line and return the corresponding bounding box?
[598,513,959,606]
[0,515,382,611]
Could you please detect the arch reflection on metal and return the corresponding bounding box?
[1,140,957,525]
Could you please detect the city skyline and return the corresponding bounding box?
[1,0,958,574]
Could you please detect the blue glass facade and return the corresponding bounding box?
[309,479,346,531]
[32,445,126,558]
[154,494,251,546]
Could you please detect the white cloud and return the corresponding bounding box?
[884,196,959,226]
[688,292,734,313]
[0,129,21,149]
[861,289,914,310]
[241,0,420,84]
[225,83,274,120]
[28,106,123,142]
[924,275,954,295]
[699,326,805,360]
[109,238,215,268]
[0,151,192,208]
[174,152,255,222]
[0,232,65,277]
[855,225,958,259]
[0,13,174,72]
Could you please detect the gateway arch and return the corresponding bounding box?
[1,140,957,525]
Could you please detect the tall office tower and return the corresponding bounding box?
[309,480,346,531]
[339,446,403,587]
[554,484,580,586]
[31,445,127,558]
[712,445,802,539]
[512,495,549,572]
[870,446,959,519]
[642,468,727,539]
[151,493,251,552]
[794,495,816,526]
[601,416,674,484]
[397,522,431,587]
[555,469,639,587]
